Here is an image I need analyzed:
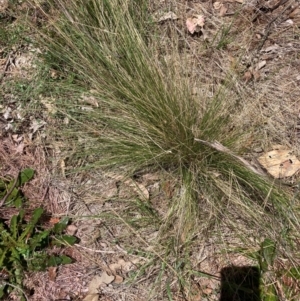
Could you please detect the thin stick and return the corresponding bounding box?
[74,244,116,254]
[194,138,266,176]
[0,52,13,83]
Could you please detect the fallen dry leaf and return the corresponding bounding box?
[252,70,261,81]
[48,267,57,282]
[49,69,59,79]
[66,224,78,236]
[243,70,253,82]
[219,4,228,16]
[258,148,300,178]
[262,44,279,53]
[289,7,300,18]
[106,172,149,200]
[256,60,266,70]
[15,142,25,154]
[87,273,114,295]
[98,272,115,285]
[213,2,228,17]
[186,15,205,34]
[158,11,178,22]
[40,97,58,114]
[30,119,47,134]
[11,134,23,143]
[0,0,8,13]
[203,287,213,295]
[114,275,124,284]
[79,94,99,107]
[83,294,99,301]
[3,107,11,119]
[272,144,288,150]
[109,258,138,275]
[49,217,60,225]
[213,2,222,10]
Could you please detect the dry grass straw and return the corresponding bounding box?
[29,0,300,298]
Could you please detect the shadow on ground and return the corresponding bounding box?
[220,266,260,301]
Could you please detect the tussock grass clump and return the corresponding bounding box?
[31,0,299,298]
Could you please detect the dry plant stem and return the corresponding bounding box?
[0,52,13,83]
[256,0,294,52]
[0,172,20,207]
[194,138,265,176]
[74,244,116,254]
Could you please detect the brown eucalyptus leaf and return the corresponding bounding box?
[186,15,205,34]
[258,149,300,178]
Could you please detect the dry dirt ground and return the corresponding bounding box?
[1,0,300,300]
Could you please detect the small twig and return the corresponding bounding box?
[0,52,13,83]
[256,0,293,53]
[74,244,116,254]
[194,138,266,177]
[0,172,20,207]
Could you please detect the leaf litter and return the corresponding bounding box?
[158,11,178,22]
[258,146,300,178]
[186,15,205,34]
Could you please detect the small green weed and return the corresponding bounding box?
[216,24,233,50]
[0,168,34,208]
[0,170,77,300]
[250,238,300,301]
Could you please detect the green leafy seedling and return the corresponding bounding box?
[259,238,276,273]
[53,216,70,234]
[19,168,35,185]
[0,168,35,207]
[0,207,77,299]
[257,239,278,301]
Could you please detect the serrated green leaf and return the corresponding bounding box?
[53,235,77,246]
[31,208,44,224]
[60,255,73,265]
[0,286,5,298]
[16,245,29,257]
[19,208,43,241]
[53,217,69,234]
[29,230,51,249]
[6,187,19,203]
[263,284,278,301]
[18,209,25,221]
[0,249,8,266]
[28,252,48,271]
[13,196,23,208]
[19,168,34,185]
[10,215,18,239]
[10,247,21,261]
[260,238,276,272]
[47,254,73,267]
